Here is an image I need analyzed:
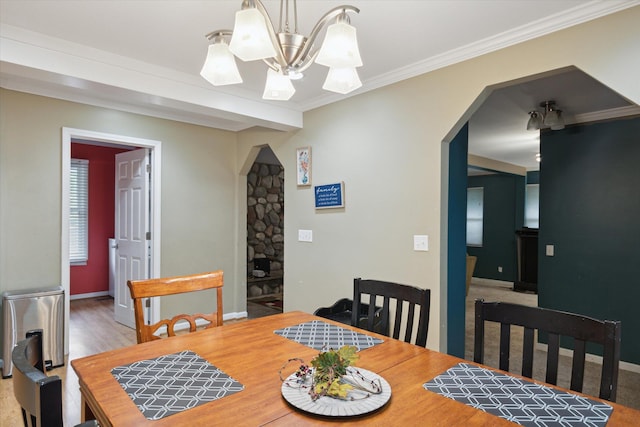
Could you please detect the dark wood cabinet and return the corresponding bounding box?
[515,228,538,293]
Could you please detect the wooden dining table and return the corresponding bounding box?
[71,311,639,426]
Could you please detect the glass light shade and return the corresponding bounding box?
[229,8,277,61]
[315,21,362,68]
[543,109,560,127]
[262,68,295,100]
[526,111,542,130]
[200,42,243,86]
[549,110,565,130]
[322,67,362,94]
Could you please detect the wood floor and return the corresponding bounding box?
[1,288,637,426]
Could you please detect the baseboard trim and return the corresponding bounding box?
[70,291,110,300]
[536,343,640,374]
[470,277,514,289]
[224,311,248,321]
[619,360,640,374]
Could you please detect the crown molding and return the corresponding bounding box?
[570,105,640,125]
[301,1,640,111]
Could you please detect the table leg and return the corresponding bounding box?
[81,394,97,422]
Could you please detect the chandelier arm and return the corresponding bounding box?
[293,5,360,67]
[261,58,281,72]
[290,51,319,74]
[252,0,288,69]
[205,30,233,41]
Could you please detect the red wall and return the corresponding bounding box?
[70,144,129,296]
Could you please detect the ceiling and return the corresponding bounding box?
[1,1,639,170]
[469,68,638,171]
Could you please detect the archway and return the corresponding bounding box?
[443,66,639,357]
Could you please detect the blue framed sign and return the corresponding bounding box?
[314,182,345,209]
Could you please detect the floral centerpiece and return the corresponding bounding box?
[279,346,382,401]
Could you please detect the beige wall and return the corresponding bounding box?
[237,7,640,351]
[0,90,241,320]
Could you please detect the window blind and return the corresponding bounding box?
[70,159,89,264]
[525,184,540,228]
[466,187,484,247]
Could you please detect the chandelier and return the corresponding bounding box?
[527,100,565,131]
[200,0,362,101]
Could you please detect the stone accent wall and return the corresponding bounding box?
[247,163,284,296]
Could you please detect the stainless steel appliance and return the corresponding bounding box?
[1,286,64,378]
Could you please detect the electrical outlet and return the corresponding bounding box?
[546,244,554,256]
[298,229,313,242]
[498,266,503,273]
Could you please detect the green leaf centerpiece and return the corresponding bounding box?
[280,346,382,402]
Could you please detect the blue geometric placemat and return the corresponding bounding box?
[274,320,384,351]
[111,350,244,420]
[423,363,613,427]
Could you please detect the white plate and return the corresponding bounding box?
[281,367,391,417]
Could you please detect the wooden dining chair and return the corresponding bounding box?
[12,329,98,427]
[127,270,224,344]
[353,278,431,347]
[474,299,621,402]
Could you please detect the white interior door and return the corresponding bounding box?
[114,148,150,328]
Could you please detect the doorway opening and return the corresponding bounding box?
[246,146,284,318]
[69,142,130,303]
[61,127,162,354]
[445,66,639,357]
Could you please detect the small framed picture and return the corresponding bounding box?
[296,146,311,186]
[314,182,345,209]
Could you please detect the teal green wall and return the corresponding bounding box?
[448,123,468,358]
[538,117,640,364]
[467,174,525,282]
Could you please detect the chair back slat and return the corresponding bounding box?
[474,299,621,402]
[571,340,587,392]
[363,295,378,333]
[392,300,404,341]
[499,323,510,372]
[128,270,224,344]
[403,303,416,343]
[353,278,430,347]
[545,333,560,385]
[522,327,535,378]
[382,296,391,336]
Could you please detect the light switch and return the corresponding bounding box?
[413,235,428,251]
[298,229,313,242]
[546,244,554,256]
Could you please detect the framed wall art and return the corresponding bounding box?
[296,146,311,186]
[314,182,345,209]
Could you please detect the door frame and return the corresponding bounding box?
[61,127,162,354]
